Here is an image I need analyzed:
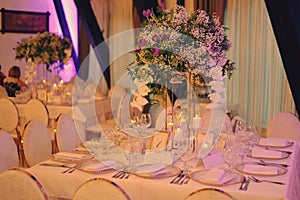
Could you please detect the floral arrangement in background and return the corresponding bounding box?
[128,4,236,107]
[130,80,151,112]
[15,31,72,71]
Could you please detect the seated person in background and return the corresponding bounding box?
[3,65,27,97]
[0,65,6,87]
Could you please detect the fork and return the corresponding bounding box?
[61,167,74,173]
[249,176,285,185]
[170,172,185,184]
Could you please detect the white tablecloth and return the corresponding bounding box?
[27,139,300,200]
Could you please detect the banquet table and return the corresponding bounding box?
[15,97,112,141]
[26,138,300,200]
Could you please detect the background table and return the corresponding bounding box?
[16,98,111,141]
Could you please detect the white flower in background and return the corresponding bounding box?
[130,84,150,112]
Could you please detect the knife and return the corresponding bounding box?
[242,178,251,191]
[39,163,69,168]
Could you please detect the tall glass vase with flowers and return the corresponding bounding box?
[128,4,236,159]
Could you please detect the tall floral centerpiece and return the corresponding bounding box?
[15,31,72,84]
[128,4,235,113]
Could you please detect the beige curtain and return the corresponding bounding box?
[225,0,296,135]
[91,0,134,88]
[195,0,227,23]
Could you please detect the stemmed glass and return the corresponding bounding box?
[139,113,152,136]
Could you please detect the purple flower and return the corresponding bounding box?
[161,34,168,40]
[147,9,152,16]
[143,9,152,17]
[139,38,147,47]
[159,2,165,9]
[153,47,160,56]
[135,47,141,52]
[152,35,158,42]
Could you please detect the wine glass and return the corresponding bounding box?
[139,113,152,135]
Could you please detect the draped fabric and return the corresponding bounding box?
[224,0,296,135]
[195,0,227,23]
[90,0,134,90]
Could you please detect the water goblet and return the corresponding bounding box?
[139,113,152,135]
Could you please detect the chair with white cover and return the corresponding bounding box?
[185,188,236,200]
[202,109,233,133]
[73,177,132,200]
[0,168,50,200]
[267,112,300,140]
[86,94,131,139]
[56,114,81,152]
[0,130,19,173]
[22,119,52,167]
[0,86,8,98]
[0,98,22,162]
[0,98,20,140]
[25,99,49,127]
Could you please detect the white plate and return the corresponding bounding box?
[236,162,287,176]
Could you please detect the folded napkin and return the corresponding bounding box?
[150,166,170,177]
[135,163,166,173]
[201,168,234,184]
[82,163,106,171]
[251,147,282,159]
[243,164,278,175]
[259,138,289,147]
[54,152,90,160]
[82,162,112,171]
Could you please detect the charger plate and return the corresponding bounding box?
[133,164,181,179]
[75,159,125,174]
[190,169,245,187]
[248,151,290,160]
[51,152,93,164]
[256,141,293,148]
[235,162,287,176]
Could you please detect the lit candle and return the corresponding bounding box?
[193,115,201,130]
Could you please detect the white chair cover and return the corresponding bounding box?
[185,188,236,200]
[86,93,130,137]
[56,114,81,152]
[267,112,300,140]
[22,120,52,167]
[202,110,233,133]
[73,178,131,200]
[25,99,49,127]
[0,168,50,200]
[118,94,132,125]
[0,98,19,134]
[152,106,173,131]
[0,130,19,173]
[0,86,8,98]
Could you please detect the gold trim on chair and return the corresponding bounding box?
[73,177,132,200]
[0,98,23,166]
[3,168,50,200]
[185,188,237,200]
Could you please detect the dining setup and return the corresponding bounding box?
[1,0,300,200]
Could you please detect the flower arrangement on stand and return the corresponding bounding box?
[128,4,237,158]
[128,4,236,111]
[15,31,72,85]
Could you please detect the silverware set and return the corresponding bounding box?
[61,167,75,173]
[239,177,250,191]
[112,171,130,179]
[170,172,190,185]
[248,176,285,185]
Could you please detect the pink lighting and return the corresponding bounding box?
[47,0,78,82]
